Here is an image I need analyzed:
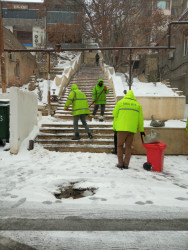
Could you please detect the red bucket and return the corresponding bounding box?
[142,142,167,172]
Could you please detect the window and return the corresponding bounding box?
[15,61,20,78]
[184,34,188,56]
[171,8,178,15]
[157,1,170,10]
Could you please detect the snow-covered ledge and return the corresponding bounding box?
[101,64,186,120]
[51,53,82,97]
[10,87,38,154]
[0,93,10,99]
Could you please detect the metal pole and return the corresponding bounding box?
[4,46,176,53]
[168,23,171,48]
[129,49,132,90]
[47,52,51,115]
[0,1,6,93]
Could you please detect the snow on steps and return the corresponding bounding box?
[37,65,116,153]
[35,123,114,153]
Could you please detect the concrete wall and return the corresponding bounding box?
[132,127,188,155]
[54,53,82,96]
[102,63,186,120]
[3,28,37,87]
[9,87,38,154]
[115,96,185,120]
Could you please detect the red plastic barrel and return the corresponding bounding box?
[142,142,167,172]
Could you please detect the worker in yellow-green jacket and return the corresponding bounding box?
[186,118,188,132]
[113,90,145,170]
[64,84,93,140]
[92,78,109,121]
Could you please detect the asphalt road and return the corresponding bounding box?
[0,202,188,249]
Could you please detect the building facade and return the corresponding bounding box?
[2,27,37,88]
[2,0,82,48]
[158,0,188,102]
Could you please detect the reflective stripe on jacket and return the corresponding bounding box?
[112,90,144,133]
[64,84,90,116]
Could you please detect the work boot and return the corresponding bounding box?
[99,116,104,121]
[88,133,93,139]
[116,164,124,170]
[122,166,128,169]
[111,149,117,155]
[72,133,80,140]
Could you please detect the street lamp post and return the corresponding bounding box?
[47,51,51,115]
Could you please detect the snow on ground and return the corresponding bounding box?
[0,115,188,211]
[114,73,181,97]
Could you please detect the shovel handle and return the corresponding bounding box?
[140,133,144,143]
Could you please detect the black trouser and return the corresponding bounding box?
[92,104,105,116]
[73,114,91,135]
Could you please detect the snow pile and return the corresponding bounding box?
[113,73,180,97]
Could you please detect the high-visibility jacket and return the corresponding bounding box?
[92,78,109,105]
[113,90,144,133]
[186,118,188,132]
[64,84,90,116]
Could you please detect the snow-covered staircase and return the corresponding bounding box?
[35,65,116,153]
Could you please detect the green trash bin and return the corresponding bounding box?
[0,100,10,145]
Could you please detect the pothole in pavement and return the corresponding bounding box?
[54,182,97,199]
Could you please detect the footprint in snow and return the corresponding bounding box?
[42,201,52,205]
[135,200,153,205]
[11,198,26,208]
[11,195,18,198]
[175,197,188,201]
[1,193,11,197]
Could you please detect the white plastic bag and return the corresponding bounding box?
[144,129,160,144]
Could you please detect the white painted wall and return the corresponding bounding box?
[52,53,82,96]
[0,93,10,99]
[10,87,38,154]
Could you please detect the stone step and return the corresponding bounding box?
[56,108,113,112]
[57,102,115,107]
[59,97,115,101]
[37,64,116,153]
[54,113,113,119]
[40,123,112,128]
[36,138,113,145]
[65,90,112,94]
[42,144,114,153]
[54,115,114,120]
[63,93,114,97]
[59,99,115,103]
[37,133,113,140]
[39,127,114,134]
[71,78,108,80]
